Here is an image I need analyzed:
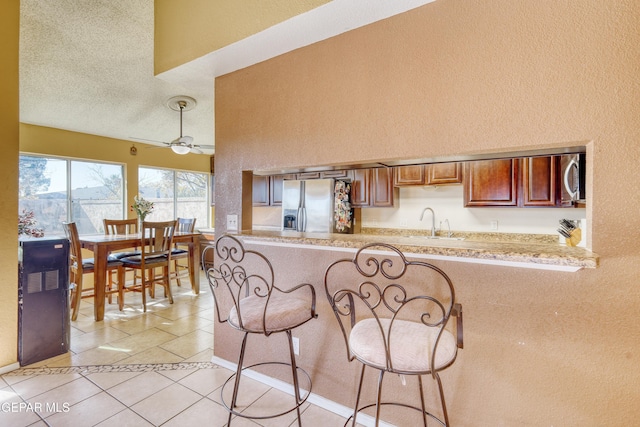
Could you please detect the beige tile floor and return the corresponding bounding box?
[1,274,353,427]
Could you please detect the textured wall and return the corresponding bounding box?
[214,1,640,425]
[0,0,20,370]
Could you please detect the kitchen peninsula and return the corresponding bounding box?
[239,228,598,272]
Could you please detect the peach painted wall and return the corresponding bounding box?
[0,0,19,370]
[212,1,640,425]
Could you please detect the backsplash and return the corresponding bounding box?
[253,184,587,238]
[362,185,586,236]
[361,227,559,244]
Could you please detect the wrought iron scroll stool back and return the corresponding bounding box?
[204,234,317,426]
[324,242,463,427]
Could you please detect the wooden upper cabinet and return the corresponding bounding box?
[371,168,397,207]
[252,175,270,206]
[394,165,425,186]
[427,163,463,185]
[349,169,371,207]
[464,156,562,207]
[394,163,462,186]
[521,156,560,207]
[269,174,296,206]
[320,170,349,179]
[464,159,518,207]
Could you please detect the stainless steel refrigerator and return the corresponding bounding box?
[282,179,353,233]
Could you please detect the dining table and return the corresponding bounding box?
[78,231,201,321]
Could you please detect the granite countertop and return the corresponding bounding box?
[237,229,599,271]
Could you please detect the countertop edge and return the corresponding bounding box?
[234,230,599,272]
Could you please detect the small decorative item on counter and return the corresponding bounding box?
[18,209,44,237]
[557,219,581,247]
[131,195,154,222]
[334,180,352,232]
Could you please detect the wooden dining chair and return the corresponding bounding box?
[63,222,126,321]
[120,220,177,312]
[170,217,196,287]
[104,218,141,286]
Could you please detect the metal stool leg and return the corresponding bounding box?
[349,364,366,427]
[435,372,450,426]
[227,332,249,426]
[418,375,428,427]
[375,370,385,427]
[286,330,303,427]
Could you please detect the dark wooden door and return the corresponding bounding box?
[349,169,371,207]
[371,167,396,207]
[464,159,518,206]
[522,156,560,207]
[427,163,463,185]
[394,165,425,186]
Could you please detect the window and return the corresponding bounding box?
[138,167,209,228]
[19,155,124,235]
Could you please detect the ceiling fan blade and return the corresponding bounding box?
[193,144,214,149]
[130,136,168,145]
[190,147,204,154]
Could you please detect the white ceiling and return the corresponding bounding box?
[19,0,435,155]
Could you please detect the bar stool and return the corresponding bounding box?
[204,234,317,426]
[324,242,463,427]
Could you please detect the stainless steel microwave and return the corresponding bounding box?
[561,153,586,206]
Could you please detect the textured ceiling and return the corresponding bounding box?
[19,0,435,155]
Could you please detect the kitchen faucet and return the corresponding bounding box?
[419,207,436,237]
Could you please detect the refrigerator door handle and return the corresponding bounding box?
[297,207,306,232]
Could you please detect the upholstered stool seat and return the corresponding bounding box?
[229,292,314,333]
[350,318,457,373]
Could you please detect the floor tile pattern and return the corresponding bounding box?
[1,275,352,426]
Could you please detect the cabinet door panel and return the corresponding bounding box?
[394,165,425,186]
[296,172,321,179]
[252,176,270,206]
[371,168,396,207]
[320,170,349,178]
[464,159,518,206]
[349,169,371,207]
[427,163,462,185]
[522,156,560,206]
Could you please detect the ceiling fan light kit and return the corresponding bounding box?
[171,144,191,155]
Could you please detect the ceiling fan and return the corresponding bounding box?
[135,95,214,155]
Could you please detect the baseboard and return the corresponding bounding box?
[0,362,21,375]
[211,355,394,427]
